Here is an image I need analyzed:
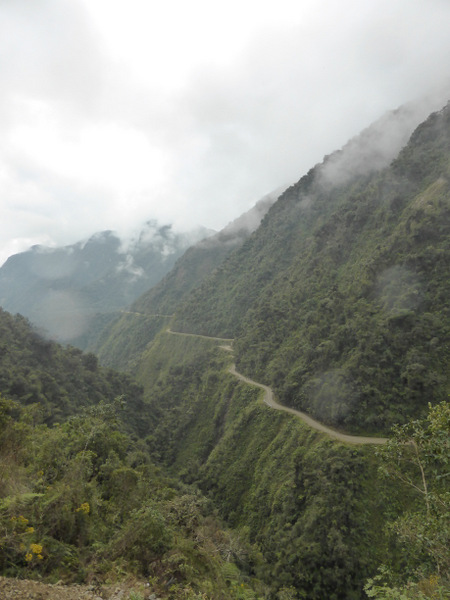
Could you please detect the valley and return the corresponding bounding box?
[0,98,449,599]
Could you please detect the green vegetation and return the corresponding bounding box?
[365,401,449,598]
[89,229,247,370]
[0,393,265,598]
[92,312,170,371]
[2,102,449,598]
[134,332,391,599]
[0,309,148,434]
[0,314,265,598]
[171,103,450,433]
[133,330,449,599]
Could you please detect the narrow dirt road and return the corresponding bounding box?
[166,328,234,342]
[166,329,387,445]
[120,310,173,317]
[228,365,387,445]
[0,576,151,600]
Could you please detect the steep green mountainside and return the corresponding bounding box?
[78,100,450,597]
[0,308,266,598]
[90,192,280,369]
[132,329,431,599]
[0,300,277,597]
[0,308,148,434]
[135,192,281,317]
[171,102,450,433]
[0,222,211,346]
[92,100,449,375]
[81,98,448,599]
[2,99,448,599]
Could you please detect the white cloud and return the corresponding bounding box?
[1,0,450,265]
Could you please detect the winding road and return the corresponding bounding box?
[167,329,388,445]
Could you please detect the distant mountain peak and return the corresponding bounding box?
[0,220,212,343]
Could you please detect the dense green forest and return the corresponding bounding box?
[1,317,448,598]
[0,311,267,598]
[170,102,450,434]
[133,330,449,599]
[0,309,149,434]
[1,101,449,599]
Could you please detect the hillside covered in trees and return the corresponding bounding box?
[94,100,450,598]
[0,308,149,433]
[0,309,267,599]
[170,102,450,434]
[1,100,449,599]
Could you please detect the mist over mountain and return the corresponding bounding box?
[93,96,450,381]
[318,90,450,188]
[1,91,449,600]
[90,189,282,367]
[0,221,212,343]
[171,100,450,432]
[103,98,449,598]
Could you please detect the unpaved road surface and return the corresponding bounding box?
[167,330,387,445]
[167,328,234,342]
[0,576,156,600]
[228,365,387,445]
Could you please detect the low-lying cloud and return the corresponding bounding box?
[1,0,450,265]
[319,92,450,189]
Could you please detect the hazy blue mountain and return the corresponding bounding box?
[0,221,212,343]
[89,190,283,368]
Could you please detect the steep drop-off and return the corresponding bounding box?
[134,329,391,600]
[91,192,279,369]
[172,102,450,433]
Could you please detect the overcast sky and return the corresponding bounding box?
[1,0,450,265]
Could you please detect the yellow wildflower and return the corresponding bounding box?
[30,543,43,555]
[75,502,90,515]
[25,553,32,562]
[26,526,34,534]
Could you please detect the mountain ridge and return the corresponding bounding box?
[170,100,450,432]
[89,189,282,368]
[0,221,212,344]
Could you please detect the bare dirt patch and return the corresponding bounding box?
[0,576,159,600]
